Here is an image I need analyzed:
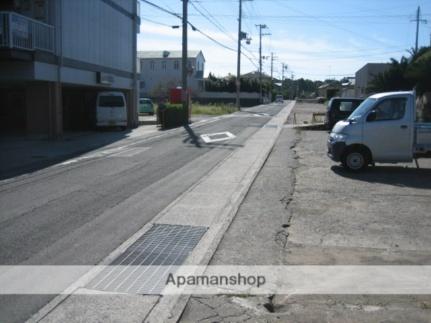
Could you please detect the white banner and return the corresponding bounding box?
[0,266,431,295]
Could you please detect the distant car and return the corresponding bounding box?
[275,94,284,103]
[139,98,154,115]
[325,97,364,130]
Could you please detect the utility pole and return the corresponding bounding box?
[270,52,277,99]
[182,0,189,123]
[281,63,287,96]
[411,6,427,52]
[281,63,287,82]
[236,0,252,110]
[256,24,270,104]
[236,0,242,110]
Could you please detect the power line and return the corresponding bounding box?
[190,0,258,62]
[140,16,176,27]
[139,0,258,69]
[140,0,181,19]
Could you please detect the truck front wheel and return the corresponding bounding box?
[342,149,369,171]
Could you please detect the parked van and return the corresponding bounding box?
[325,97,363,129]
[96,91,127,130]
[328,91,431,171]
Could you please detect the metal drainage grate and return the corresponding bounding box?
[88,224,207,294]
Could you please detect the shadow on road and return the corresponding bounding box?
[331,165,431,189]
[0,129,132,181]
[182,125,202,148]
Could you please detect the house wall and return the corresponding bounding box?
[59,0,134,75]
[140,53,205,98]
[355,63,390,98]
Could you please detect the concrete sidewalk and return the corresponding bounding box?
[28,102,295,323]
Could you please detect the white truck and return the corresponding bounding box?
[327,91,431,171]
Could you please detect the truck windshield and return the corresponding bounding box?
[348,98,376,121]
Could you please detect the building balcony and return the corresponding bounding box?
[0,11,55,54]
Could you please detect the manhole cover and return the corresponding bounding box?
[88,224,207,294]
[201,131,236,143]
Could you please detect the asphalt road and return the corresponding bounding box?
[0,103,285,323]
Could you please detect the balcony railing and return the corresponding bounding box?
[0,11,55,53]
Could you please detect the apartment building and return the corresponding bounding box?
[138,50,205,98]
[0,0,140,136]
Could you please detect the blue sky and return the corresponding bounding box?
[138,0,431,80]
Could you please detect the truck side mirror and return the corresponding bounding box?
[367,110,377,122]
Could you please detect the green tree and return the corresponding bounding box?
[368,47,431,94]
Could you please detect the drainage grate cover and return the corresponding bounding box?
[88,224,207,294]
[201,131,236,143]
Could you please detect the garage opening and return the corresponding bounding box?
[62,87,98,132]
[0,87,26,134]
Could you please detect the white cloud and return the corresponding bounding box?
[138,22,400,80]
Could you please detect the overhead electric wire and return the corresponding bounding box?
[140,16,175,27]
[189,0,259,65]
[140,0,181,19]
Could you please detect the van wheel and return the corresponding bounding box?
[342,149,369,171]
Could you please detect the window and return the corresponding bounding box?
[339,101,353,112]
[174,60,179,70]
[162,61,167,70]
[373,98,407,121]
[150,61,155,70]
[98,96,125,107]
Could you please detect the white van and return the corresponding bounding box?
[96,91,127,130]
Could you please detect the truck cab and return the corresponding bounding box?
[328,91,431,171]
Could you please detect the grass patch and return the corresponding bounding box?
[191,103,237,116]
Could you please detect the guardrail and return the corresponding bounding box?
[0,11,55,53]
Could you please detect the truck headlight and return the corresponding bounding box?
[330,133,347,142]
